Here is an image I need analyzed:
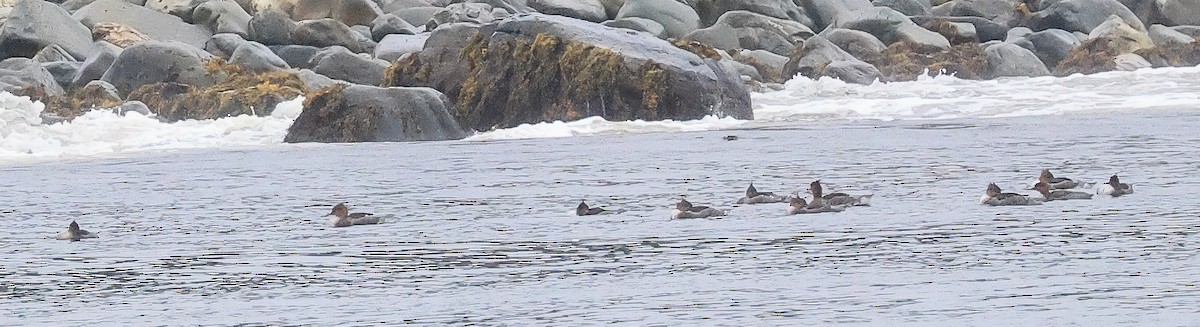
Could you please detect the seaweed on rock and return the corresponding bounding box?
[126,59,306,121]
[861,41,988,81]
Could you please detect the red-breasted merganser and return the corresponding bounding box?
[576,201,608,216]
[981,183,1042,206]
[1039,169,1079,189]
[809,180,871,207]
[55,221,98,241]
[736,182,788,204]
[1033,181,1092,200]
[671,198,726,219]
[328,203,382,227]
[1097,175,1133,196]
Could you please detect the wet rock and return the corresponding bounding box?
[229,40,289,73]
[1148,24,1195,46]
[39,79,125,119]
[126,60,305,121]
[371,14,420,42]
[0,58,65,97]
[690,0,813,27]
[834,7,951,50]
[386,14,752,131]
[248,9,297,45]
[910,15,1008,42]
[1026,28,1080,68]
[118,100,152,116]
[269,45,321,69]
[74,0,213,49]
[1112,52,1151,70]
[42,61,81,90]
[1173,25,1200,38]
[375,34,428,62]
[32,45,77,63]
[1134,42,1200,67]
[922,19,980,45]
[984,42,1049,78]
[873,0,931,16]
[615,0,701,39]
[294,18,367,53]
[682,11,813,56]
[931,0,1023,27]
[0,0,94,61]
[1027,0,1145,34]
[1054,37,1123,75]
[1088,14,1153,54]
[284,84,468,142]
[70,42,121,89]
[819,28,885,59]
[143,0,208,21]
[731,49,788,83]
[205,33,249,59]
[601,17,667,39]
[296,68,348,90]
[529,0,606,22]
[193,0,253,38]
[784,36,882,85]
[101,40,214,97]
[429,3,500,30]
[91,22,151,48]
[1159,0,1200,26]
[311,46,389,85]
[391,6,444,30]
[860,41,988,81]
[796,0,873,30]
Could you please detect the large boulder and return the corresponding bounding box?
[126,61,305,121]
[42,61,81,91]
[1025,28,1081,68]
[269,44,321,68]
[333,0,386,27]
[248,9,297,45]
[70,42,121,89]
[391,6,444,29]
[860,41,989,81]
[783,36,882,84]
[615,0,701,39]
[193,0,254,38]
[599,0,623,18]
[428,3,501,30]
[832,7,951,49]
[374,34,428,62]
[690,0,812,27]
[910,15,1009,42]
[284,84,468,142]
[370,13,420,42]
[380,0,434,13]
[682,11,814,56]
[32,45,77,63]
[229,40,289,72]
[1027,0,1145,34]
[984,42,1050,78]
[73,0,213,49]
[143,0,208,21]
[1159,0,1200,26]
[795,0,874,30]
[205,33,249,59]
[91,22,152,48]
[293,18,368,53]
[311,46,389,85]
[529,0,606,22]
[819,28,886,59]
[1148,24,1195,46]
[0,58,65,97]
[730,49,789,83]
[1088,14,1153,54]
[386,14,751,131]
[601,17,667,39]
[100,40,214,97]
[0,0,94,61]
[873,0,931,16]
[930,0,1023,27]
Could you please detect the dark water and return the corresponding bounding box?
[3,110,1199,325]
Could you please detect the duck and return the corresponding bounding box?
[981,183,1042,206]
[1097,174,1134,196]
[1038,169,1078,189]
[671,198,726,219]
[809,180,871,207]
[328,203,382,227]
[1033,181,1092,201]
[55,220,99,241]
[576,200,608,216]
[736,182,788,204]
[787,196,843,214]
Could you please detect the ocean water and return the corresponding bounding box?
[2,68,1200,325]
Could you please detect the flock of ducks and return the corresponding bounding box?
[53,170,1135,241]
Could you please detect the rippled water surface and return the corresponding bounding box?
[4,109,1200,325]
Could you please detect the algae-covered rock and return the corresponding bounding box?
[860,41,988,81]
[0,58,66,98]
[102,40,214,97]
[125,59,306,121]
[783,36,881,85]
[284,84,467,142]
[384,14,751,132]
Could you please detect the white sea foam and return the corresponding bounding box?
[0,92,304,160]
[464,115,747,141]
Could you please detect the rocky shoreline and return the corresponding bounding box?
[1,0,1198,142]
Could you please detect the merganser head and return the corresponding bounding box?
[746,182,759,197]
[809,180,823,198]
[1033,182,1052,196]
[1039,169,1054,182]
[789,197,806,208]
[68,220,81,234]
[986,183,1002,197]
[576,201,590,215]
[676,198,693,211]
[1108,175,1121,186]
[330,203,349,218]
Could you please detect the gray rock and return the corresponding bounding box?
[143,0,208,21]
[311,46,390,85]
[1148,24,1195,45]
[269,45,321,68]
[429,3,500,30]
[1159,0,1200,26]
[42,61,81,91]
[0,58,65,96]
[601,17,667,38]
[391,6,444,29]
[615,0,701,39]
[910,15,1009,42]
[61,0,147,12]
[380,0,433,13]
[0,0,94,61]
[530,0,606,22]
[248,9,296,45]
[74,0,213,49]
[118,100,152,116]
[796,0,874,30]
[374,34,428,62]
[985,42,1049,78]
[229,41,289,72]
[1088,14,1153,53]
[371,13,420,42]
[819,28,886,59]
[690,0,814,27]
[32,45,78,63]
[332,0,385,27]
[466,0,534,14]
[1026,28,1079,68]
[100,40,214,97]
[294,18,367,53]
[351,25,373,40]
[1173,25,1200,37]
[731,49,788,83]
[296,68,348,90]
[193,0,253,38]
[1113,53,1151,71]
[599,0,623,19]
[284,84,469,142]
[1006,27,1033,41]
[1027,0,1145,34]
[873,0,931,16]
[70,42,121,89]
[833,7,951,49]
[682,11,814,56]
[931,0,1023,27]
[81,80,123,106]
[784,35,882,85]
[205,33,249,59]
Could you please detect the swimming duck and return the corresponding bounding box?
[576,201,608,216]
[787,196,844,214]
[55,220,98,241]
[1038,169,1078,189]
[671,198,726,219]
[1033,181,1093,201]
[981,183,1042,206]
[809,180,871,207]
[1097,175,1134,196]
[328,203,382,227]
[736,182,788,204]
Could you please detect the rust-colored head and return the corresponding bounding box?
[330,203,349,218]
[1039,169,1054,182]
[1033,182,1051,195]
[789,197,806,207]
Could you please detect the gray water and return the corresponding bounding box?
[3,110,1200,326]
